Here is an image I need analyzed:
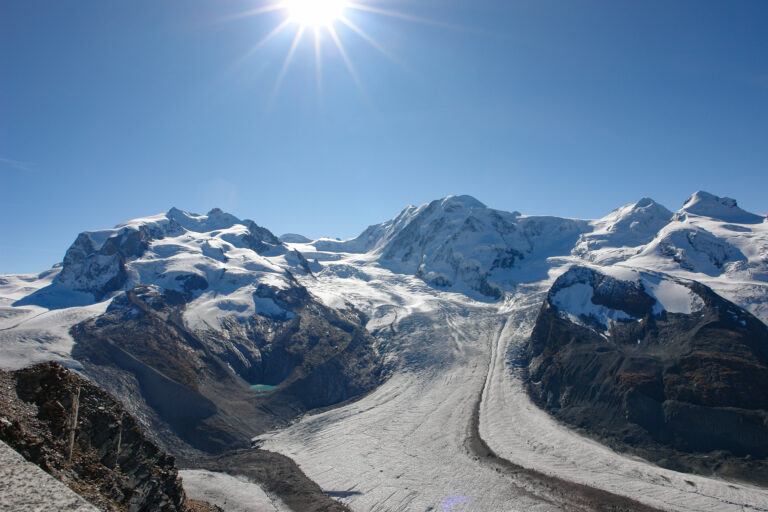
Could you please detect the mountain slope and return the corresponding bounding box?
[2,208,383,455]
[572,197,673,264]
[525,265,768,483]
[315,195,589,298]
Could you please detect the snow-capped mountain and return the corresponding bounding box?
[678,190,765,224]
[527,264,768,481]
[316,195,589,298]
[2,207,382,454]
[571,197,673,264]
[545,265,705,335]
[1,191,768,512]
[629,194,767,279]
[24,207,298,308]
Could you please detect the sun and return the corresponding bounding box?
[227,0,442,105]
[283,0,347,27]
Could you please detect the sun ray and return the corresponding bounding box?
[232,18,292,70]
[346,2,461,30]
[338,16,411,72]
[314,27,324,102]
[223,0,468,106]
[215,4,284,24]
[268,25,307,108]
[327,25,370,103]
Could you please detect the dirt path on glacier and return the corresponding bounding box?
[466,394,663,512]
[465,318,663,512]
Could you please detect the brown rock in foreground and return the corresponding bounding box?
[0,361,193,511]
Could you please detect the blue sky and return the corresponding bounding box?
[1,0,767,273]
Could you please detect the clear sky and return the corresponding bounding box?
[1,0,767,273]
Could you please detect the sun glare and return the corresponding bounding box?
[284,0,346,27]
[227,0,443,105]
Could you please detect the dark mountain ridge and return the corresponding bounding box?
[524,266,768,484]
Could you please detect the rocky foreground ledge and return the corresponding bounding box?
[0,362,220,512]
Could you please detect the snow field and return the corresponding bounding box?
[180,469,290,512]
[0,440,99,511]
[480,301,768,512]
[0,301,109,370]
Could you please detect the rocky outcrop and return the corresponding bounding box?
[524,267,768,484]
[70,281,385,455]
[0,362,192,511]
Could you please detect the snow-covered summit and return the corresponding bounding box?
[15,208,310,328]
[438,194,487,211]
[308,191,767,302]
[315,194,586,298]
[595,197,672,237]
[6,191,768,313]
[623,192,768,282]
[572,197,673,264]
[679,191,764,224]
[279,233,313,244]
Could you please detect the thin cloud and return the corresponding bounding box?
[0,157,36,172]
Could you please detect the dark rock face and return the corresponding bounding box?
[0,362,189,511]
[71,281,384,455]
[524,268,768,484]
[54,226,162,300]
[243,220,284,255]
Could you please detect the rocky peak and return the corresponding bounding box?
[243,220,284,255]
[547,266,707,335]
[53,226,157,300]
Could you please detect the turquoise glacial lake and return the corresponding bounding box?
[249,384,278,392]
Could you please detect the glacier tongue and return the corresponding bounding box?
[260,247,768,512]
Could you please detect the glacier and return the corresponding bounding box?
[1,191,767,511]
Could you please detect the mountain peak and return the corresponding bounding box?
[598,196,672,231]
[681,191,763,224]
[165,207,243,232]
[634,197,657,208]
[439,195,486,211]
[280,233,313,244]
